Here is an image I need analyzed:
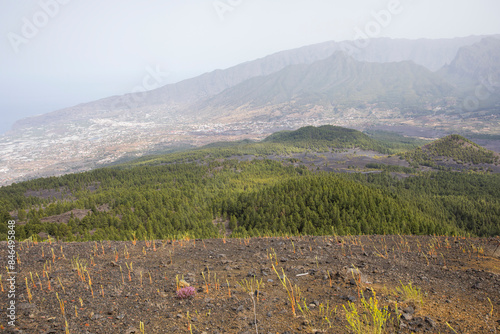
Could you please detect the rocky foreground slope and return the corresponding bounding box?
[1,235,499,333]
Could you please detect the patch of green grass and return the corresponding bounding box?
[396,281,423,307]
[238,276,263,301]
[343,292,390,334]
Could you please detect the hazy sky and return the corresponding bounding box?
[1,0,500,134]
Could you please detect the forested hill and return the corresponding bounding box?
[426,135,499,163]
[117,125,425,169]
[263,125,381,150]
[1,158,499,242]
[1,127,499,242]
[402,134,500,168]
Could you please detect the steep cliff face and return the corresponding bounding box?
[440,37,500,87]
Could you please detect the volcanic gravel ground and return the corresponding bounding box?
[1,235,500,333]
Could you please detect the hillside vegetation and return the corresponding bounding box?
[1,126,499,241]
[1,159,499,242]
[121,126,423,169]
[402,134,499,168]
[264,125,381,150]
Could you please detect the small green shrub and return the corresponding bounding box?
[343,292,390,334]
[396,281,423,307]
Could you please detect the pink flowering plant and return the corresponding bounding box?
[176,286,196,299]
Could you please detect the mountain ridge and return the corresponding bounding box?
[194,52,455,119]
[9,35,494,130]
[439,36,500,95]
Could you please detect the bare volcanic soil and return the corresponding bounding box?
[1,236,500,334]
